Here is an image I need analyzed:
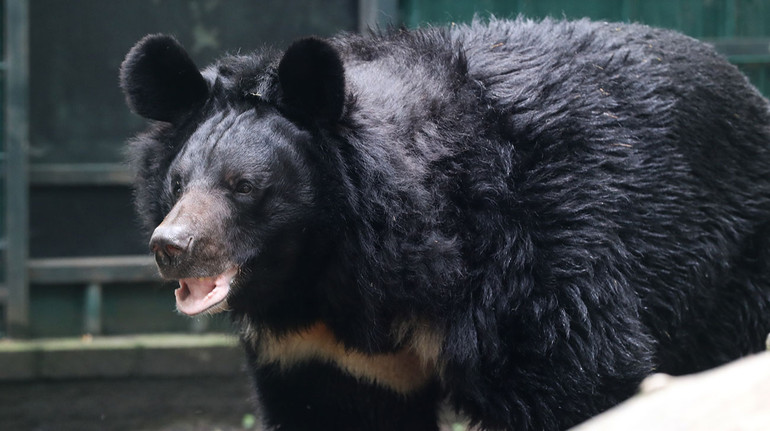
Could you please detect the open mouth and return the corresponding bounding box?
[174,267,239,316]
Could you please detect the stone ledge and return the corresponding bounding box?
[0,334,243,380]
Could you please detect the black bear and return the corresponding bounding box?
[121,17,770,431]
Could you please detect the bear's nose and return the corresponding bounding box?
[149,224,192,263]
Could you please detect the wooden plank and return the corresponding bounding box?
[27,255,161,284]
[29,163,133,186]
[711,38,770,57]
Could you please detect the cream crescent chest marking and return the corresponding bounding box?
[255,322,442,394]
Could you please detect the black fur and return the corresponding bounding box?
[120,34,208,123]
[247,345,442,431]
[122,18,770,430]
[278,37,346,123]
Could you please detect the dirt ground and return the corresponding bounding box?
[0,375,256,431]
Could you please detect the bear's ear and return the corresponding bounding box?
[120,34,208,123]
[278,37,345,124]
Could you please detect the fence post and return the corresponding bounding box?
[83,282,103,335]
[5,0,30,338]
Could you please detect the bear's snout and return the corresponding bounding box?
[149,188,232,280]
[150,223,192,266]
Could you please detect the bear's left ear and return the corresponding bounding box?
[278,37,345,124]
[120,34,208,123]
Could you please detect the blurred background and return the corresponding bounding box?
[0,0,769,429]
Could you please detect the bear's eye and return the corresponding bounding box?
[234,180,254,195]
[172,180,183,198]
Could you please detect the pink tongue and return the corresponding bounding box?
[175,267,237,316]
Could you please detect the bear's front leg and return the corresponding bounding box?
[250,361,441,431]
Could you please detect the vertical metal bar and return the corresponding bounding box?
[724,0,736,37]
[5,0,30,338]
[83,282,102,335]
[358,0,399,32]
[358,0,377,32]
[620,0,632,22]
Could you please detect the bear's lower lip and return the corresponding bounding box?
[174,267,238,316]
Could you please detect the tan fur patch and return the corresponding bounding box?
[393,318,445,368]
[255,322,441,394]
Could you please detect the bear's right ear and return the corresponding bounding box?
[120,34,208,123]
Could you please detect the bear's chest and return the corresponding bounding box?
[253,322,439,394]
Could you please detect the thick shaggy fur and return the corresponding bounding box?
[122,18,770,431]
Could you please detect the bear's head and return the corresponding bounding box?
[120,35,345,317]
